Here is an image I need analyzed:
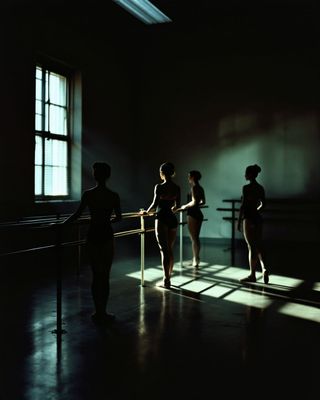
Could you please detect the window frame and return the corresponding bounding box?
[34,62,72,201]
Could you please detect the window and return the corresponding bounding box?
[35,65,70,199]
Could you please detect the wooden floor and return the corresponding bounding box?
[0,236,319,400]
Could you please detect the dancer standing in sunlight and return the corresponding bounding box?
[141,162,181,289]
[63,162,122,324]
[237,164,269,284]
[179,170,206,268]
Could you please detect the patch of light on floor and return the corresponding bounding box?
[214,266,249,280]
[267,274,303,289]
[127,267,163,282]
[202,264,229,271]
[224,290,273,309]
[171,275,194,286]
[278,303,320,323]
[180,279,214,293]
[312,282,320,292]
[202,283,234,298]
[181,260,210,267]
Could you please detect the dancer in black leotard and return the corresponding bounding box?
[142,162,181,288]
[63,162,122,324]
[180,170,206,268]
[237,164,269,284]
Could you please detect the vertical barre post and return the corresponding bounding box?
[140,214,145,287]
[52,224,67,337]
[180,211,183,268]
[231,201,235,265]
[77,224,81,276]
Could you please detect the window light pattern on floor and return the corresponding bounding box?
[126,263,320,322]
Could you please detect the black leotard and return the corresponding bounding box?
[82,187,120,244]
[241,182,265,225]
[155,196,178,229]
[186,193,204,221]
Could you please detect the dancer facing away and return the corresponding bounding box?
[63,162,122,324]
[237,164,269,284]
[142,162,181,289]
[180,170,206,268]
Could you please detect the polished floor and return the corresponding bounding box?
[0,236,319,400]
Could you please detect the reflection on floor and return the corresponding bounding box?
[0,239,319,400]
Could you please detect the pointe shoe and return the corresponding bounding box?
[263,270,269,284]
[239,275,256,283]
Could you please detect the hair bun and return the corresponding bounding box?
[254,164,261,173]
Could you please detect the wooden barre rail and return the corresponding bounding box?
[216,198,320,265]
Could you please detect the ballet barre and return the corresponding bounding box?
[0,213,155,338]
[216,198,320,265]
[0,206,209,338]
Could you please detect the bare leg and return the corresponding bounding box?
[168,227,177,275]
[187,216,202,267]
[241,219,269,283]
[155,220,171,285]
[253,223,269,282]
[242,219,259,281]
[88,240,114,317]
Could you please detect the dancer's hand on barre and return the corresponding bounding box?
[139,208,152,216]
[173,205,186,213]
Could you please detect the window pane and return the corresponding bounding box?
[44,166,67,196]
[45,104,49,131]
[45,71,49,102]
[49,73,67,106]
[49,105,67,135]
[35,165,42,195]
[36,66,42,80]
[44,138,67,167]
[35,135,43,165]
[36,78,42,101]
[53,140,67,166]
[44,166,52,195]
[35,114,42,131]
[35,100,42,115]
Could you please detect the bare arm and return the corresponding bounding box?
[145,184,159,213]
[180,186,204,210]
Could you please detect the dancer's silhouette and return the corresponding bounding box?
[63,162,122,324]
[237,164,269,283]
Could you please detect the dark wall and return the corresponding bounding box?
[0,1,141,219]
[133,5,320,241]
[0,1,319,243]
